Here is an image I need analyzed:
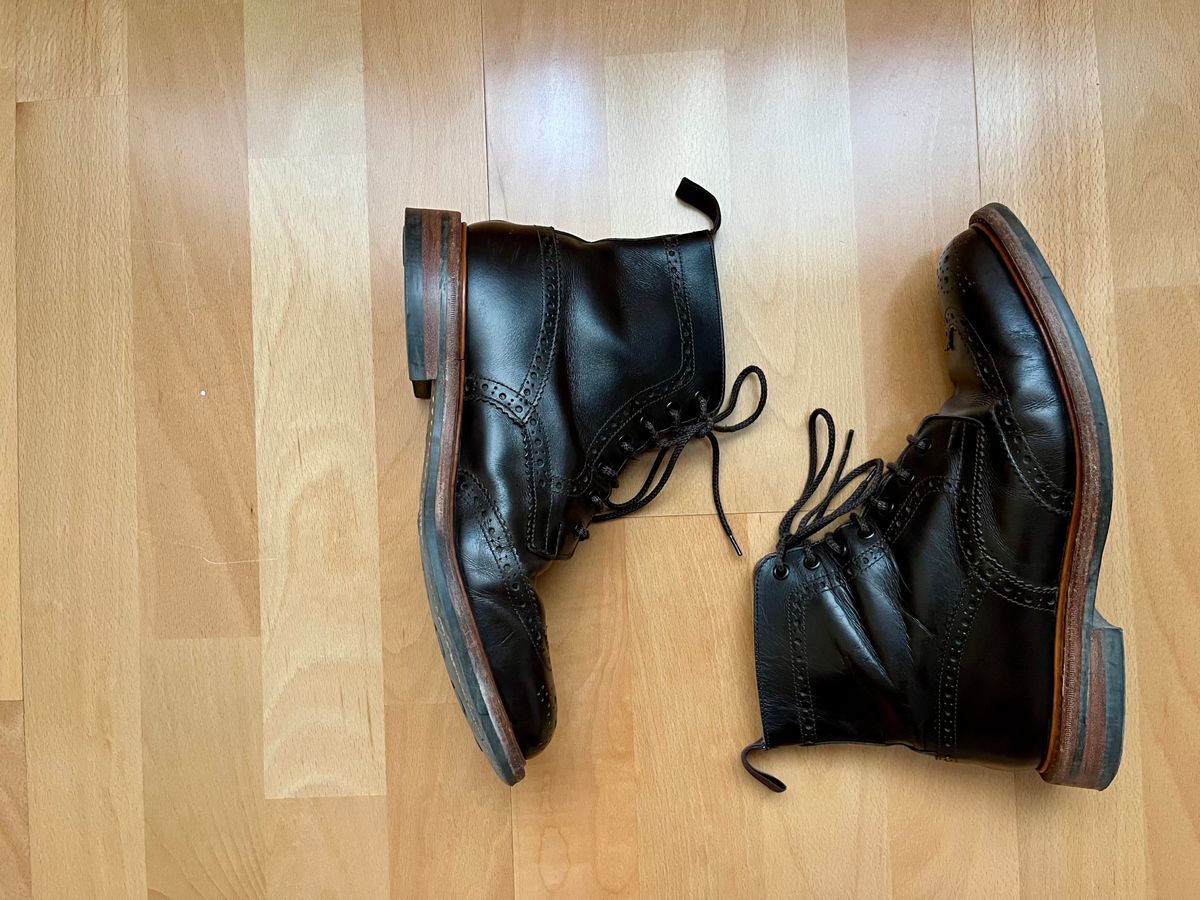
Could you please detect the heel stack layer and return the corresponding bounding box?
[1041,614,1125,790]
[403,207,462,399]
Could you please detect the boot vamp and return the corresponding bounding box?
[937,225,1075,498]
[454,402,556,758]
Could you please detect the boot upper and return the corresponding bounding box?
[456,207,728,757]
[750,221,1076,777]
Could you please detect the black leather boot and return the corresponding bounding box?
[405,181,765,784]
[743,204,1123,792]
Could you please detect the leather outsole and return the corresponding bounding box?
[404,207,527,786]
[971,203,1123,791]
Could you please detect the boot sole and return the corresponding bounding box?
[971,205,1124,791]
[403,207,526,785]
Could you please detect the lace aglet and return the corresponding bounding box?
[724,524,743,557]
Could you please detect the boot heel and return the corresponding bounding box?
[403,207,463,399]
[1041,611,1125,790]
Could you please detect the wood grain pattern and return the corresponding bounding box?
[0,15,18,702]
[244,0,366,159]
[129,0,261,639]
[15,95,146,898]
[1115,287,1200,898]
[249,155,385,800]
[720,0,866,514]
[5,0,1199,895]
[625,514,770,897]
[0,701,31,899]
[513,524,638,898]
[845,0,975,449]
[142,638,267,899]
[386,702,514,899]
[1095,0,1200,289]
[267,797,389,899]
[15,0,126,102]
[482,0,608,234]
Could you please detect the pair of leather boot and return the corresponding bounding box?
[404,181,1123,791]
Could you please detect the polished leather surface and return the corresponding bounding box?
[753,221,1074,770]
[456,206,726,757]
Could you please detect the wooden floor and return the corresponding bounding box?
[1,0,1198,897]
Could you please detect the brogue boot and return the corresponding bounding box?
[743,204,1122,792]
[405,181,765,783]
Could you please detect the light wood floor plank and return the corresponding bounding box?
[846,0,976,449]
[142,638,267,899]
[15,94,146,899]
[244,0,366,159]
[971,0,1149,895]
[267,796,389,899]
[250,154,385,799]
[512,524,638,899]
[721,0,866,515]
[626,514,772,897]
[386,703,514,899]
[1115,287,1200,898]
[482,0,608,234]
[129,0,261,640]
[361,0,487,707]
[0,701,31,899]
[15,0,125,102]
[1095,0,1200,289]
[0,31,18,702]
[1,2,14,70]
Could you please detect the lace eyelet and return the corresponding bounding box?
[694,391,706,407]
[858,525,876,540]
[772,563,789,581]
[640,417,656,433]
[918,439,931,453]
[665,401,679,415]
[874,499,892,513]
[589,493,602,507]
[619,439,634,454]
[803,555,820,571]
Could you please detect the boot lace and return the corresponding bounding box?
[771,408,886,576]
[590,365,767,555]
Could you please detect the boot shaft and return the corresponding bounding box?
[462,212,727,562]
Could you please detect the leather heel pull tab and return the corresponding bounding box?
[676,178,722,233]
[741,739,787,792]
